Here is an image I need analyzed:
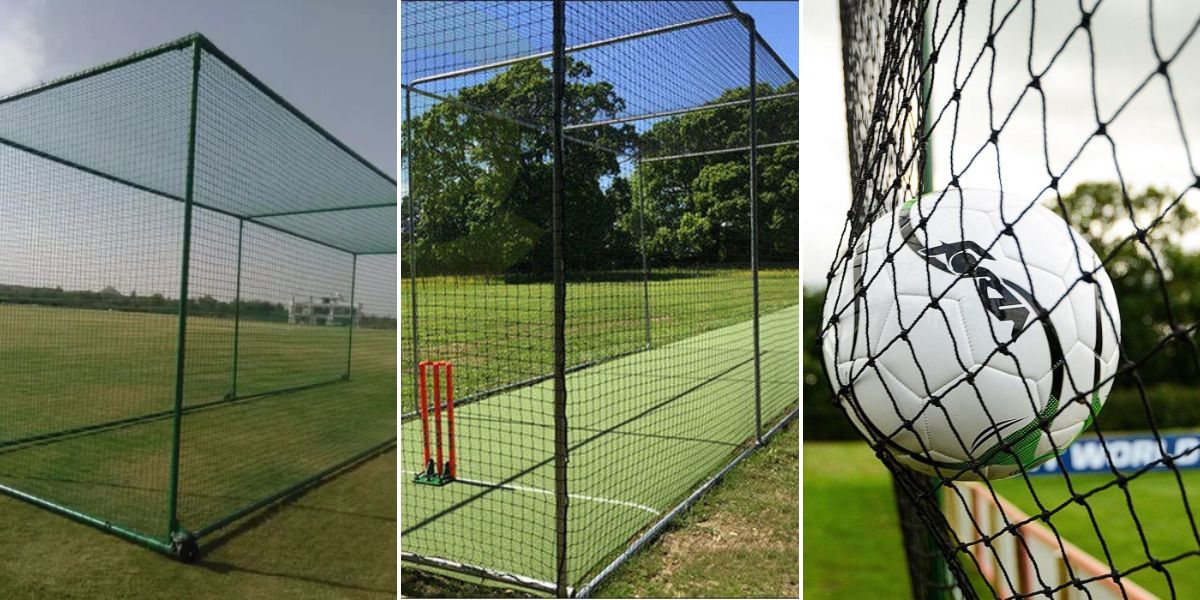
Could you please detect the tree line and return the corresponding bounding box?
[406,58,798,277]
[0,284,397,329]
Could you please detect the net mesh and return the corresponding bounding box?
[401,0,798,593]
[0,34,395,553]
[830,1,1200,597]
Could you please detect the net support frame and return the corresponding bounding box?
[551,1,571,595]
[230,219,245,399]
[399,2,797,595]
[0,30,397,561]
[167,36,203,547]
[746,11,764,444]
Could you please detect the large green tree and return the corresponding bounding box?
[408,60,798,275]
[408,59,637,275]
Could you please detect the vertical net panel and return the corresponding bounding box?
[400,1,562,587]
[400,1,798,592]
[561,1,798,589]
[831,1,1200,597]
[180,45,396,539]
[0,44,193,542]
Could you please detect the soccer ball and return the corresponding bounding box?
[821,188,1121,480]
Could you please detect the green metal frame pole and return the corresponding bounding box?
[746,12,764,445]
[635,159,651,348]
[551,0,570,595]
[167,38,203,545]
[346,253,357,379]
[230,219,244,399]
[404,87,422,415]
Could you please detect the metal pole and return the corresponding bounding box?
[551,1,570,595]
[167,37,202,546]
[346,254,357,379]
[917,7,950,600]
[405,87,423,415]
[635,159,651,348]
[230,220,244,399]
[746,14,763,445]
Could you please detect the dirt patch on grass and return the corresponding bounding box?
[659,509,795,553]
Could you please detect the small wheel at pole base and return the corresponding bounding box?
[171,532,201,563]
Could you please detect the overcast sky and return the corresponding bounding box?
[803,0,1200,289]
[0,0,395,174]
[0,0,396,315]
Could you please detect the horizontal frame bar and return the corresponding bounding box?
[410,12,737,86]
[399,345,648,421]
[564,91,798,131]
[246,202,397,219]
[0,33,198,107]
[193,35,396,187]
[400,553,562,597]
[0,481,174,554]
[721,0,798,81]
[3,131,364,257]
[191,437,396,540]
[0,376,348,454]
[403,84,627,158]
[640,139,798,163]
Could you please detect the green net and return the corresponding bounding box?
[0,34,396,557]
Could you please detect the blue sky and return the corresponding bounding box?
[736,1,799,74]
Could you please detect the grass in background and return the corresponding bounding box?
[401,424,799,598]
[0,450,395,599]
[400,268,798,406]
[803,441,909,599]
[991,467,1200,597]
[805,441,1200,598]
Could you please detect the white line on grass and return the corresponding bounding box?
[457,478,660,516]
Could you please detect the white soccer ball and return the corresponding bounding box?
[821,188,1121,480]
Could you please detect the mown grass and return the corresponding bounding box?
[401,424,799,598]
[803,441,910,600]
[991,466,1200,597]
[401,267,799,594]
[400,268,799,405]
[0,449,395,599]
[0,304,396,596]
[804,440,1200,598]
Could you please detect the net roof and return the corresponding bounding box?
[0,33,396,256]
[401,0,798,159]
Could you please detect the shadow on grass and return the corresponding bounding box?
[195,450,397,596]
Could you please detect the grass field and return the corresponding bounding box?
[401,268,799,592]
[804,440,1200,599]
[0,303,395,549]
[0,448,395,599]
[402,424,798,598]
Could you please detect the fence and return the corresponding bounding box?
[400,1,798,596]
[0,33,397,560]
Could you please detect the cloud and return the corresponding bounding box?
[0,1,47,96]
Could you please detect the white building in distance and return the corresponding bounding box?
[288,293,361,326]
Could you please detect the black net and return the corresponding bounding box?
[829,1,1200,597]
[401,0,798,595]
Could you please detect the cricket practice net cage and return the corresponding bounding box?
[830,1,1200,598]
[0,33,397,559]
[400,1,798,596]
